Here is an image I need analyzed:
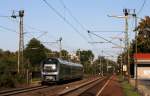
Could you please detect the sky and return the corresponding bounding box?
[0,0,149,61]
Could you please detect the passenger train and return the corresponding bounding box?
[41,58,83,84]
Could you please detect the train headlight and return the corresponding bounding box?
[51,64,56,70]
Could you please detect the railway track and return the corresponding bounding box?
[81,75,113,96]
[57,76,107,96]
[0,85,49,96]
[0,76,109,96]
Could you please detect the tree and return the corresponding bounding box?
[76,50,94,64]
[61,49,69,60]
[136,16,150,53]
[0,50,18,87]
[129,16,150,65]
[117,16,150,76]
[76,50,94,74]
[24,38,47,68]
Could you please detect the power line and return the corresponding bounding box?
[42,0,108,56]
[7,17,46,33]
[0,25,33,39]
[102,51,115,58]
[88,29,124,57]
[41,0,89,42]
[0,16,10,18]
[0,25,17,33]
[88,31,100,54]
[41,0,99,54]
[2,16,48,39]
[89,30,124,33]
[58,0,87,30]
[4,16,53,39]
[88,31,121,47]
[137,0,146,15]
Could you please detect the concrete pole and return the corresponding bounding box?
[79,49,81,64]
[17,10,24,73]
[101,50,103,76]
[59,37,62,59]
[107,59,108,73]
[123,9,130,82]
[133,9,138,90]
[99,56,101,75]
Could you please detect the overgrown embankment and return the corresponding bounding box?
[118,75,140,96]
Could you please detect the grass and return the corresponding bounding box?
[118,75,140,96]
[31,78,41,82]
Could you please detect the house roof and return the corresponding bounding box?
[134,53,150,64]
[134,53,150,60]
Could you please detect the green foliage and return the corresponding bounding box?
[47,51,59,59]
[117,16,150,74]
[0,72,25,88]
[76,50,94,74]
[0,49,18,87]
[0,73,15,87]
[61,49,69,60]
[118,75,140,96]
[1,73,25,87]
[24,38,47,68]
[129,16,150,56]
[130,16,150,54]
[77,50,94,64]
[93,56,117,75]
[0,49,32,87]
[136,16,150,53]
[15,74,26,84]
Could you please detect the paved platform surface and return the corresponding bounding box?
[130,79,150,96]
[100,75,124,96]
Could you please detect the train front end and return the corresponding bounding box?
[41,58,59,84]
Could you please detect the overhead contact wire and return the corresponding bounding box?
[42,0,89,42]
[137,0,146,15]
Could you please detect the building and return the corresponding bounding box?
[134,53,150,79]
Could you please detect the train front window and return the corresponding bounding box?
[43,64,57,72]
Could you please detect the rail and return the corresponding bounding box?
[58,76,106,96]
[0,85,48,96]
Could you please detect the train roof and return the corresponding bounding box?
[58,58,83,67]
[43,58,83,67]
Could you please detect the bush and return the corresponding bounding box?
[0,73,28,88]
[118,75,140,96]
[15,74,26,84]
[0,73,15,88]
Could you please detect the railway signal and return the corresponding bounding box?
[108,9,131,83]
[11,10,24,74]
